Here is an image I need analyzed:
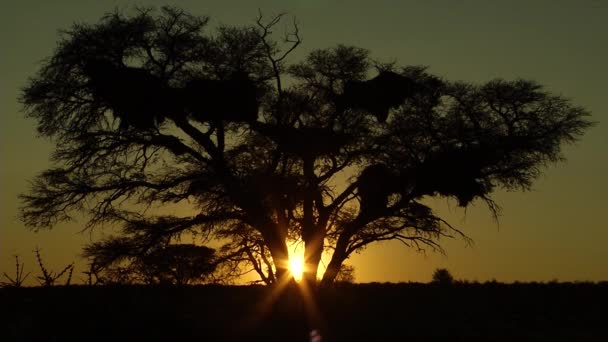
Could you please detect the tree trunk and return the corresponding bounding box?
[302,231,324,288]
[262,230,292,283]
[320,254,346,286]
[320,233,350,286]
[301,156,322,288]
[320,215,370,285]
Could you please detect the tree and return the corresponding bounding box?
[431,268,454,285]
[1,255,30,288]
[137,244,216,285]
[84,243,217,285]
[34,247,74,286]
[20,7,593,289]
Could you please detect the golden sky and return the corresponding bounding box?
[1,0,607,285]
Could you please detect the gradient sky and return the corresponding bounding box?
[1,0,607,285]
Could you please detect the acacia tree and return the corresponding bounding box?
[20,7,592,288]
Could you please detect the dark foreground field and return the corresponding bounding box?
[1,282,606,341]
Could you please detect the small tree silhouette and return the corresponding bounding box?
[432,268,454,285]
[1,255,30,287]
[84,243,217,285]
[136,244,217,285]
[34,247,74,287]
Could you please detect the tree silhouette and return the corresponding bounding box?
[431,268,454,286]
[20,7,593,288]
[84,243,216,285]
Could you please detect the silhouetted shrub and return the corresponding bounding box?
[34,247,74,286]
[0,255,30,288]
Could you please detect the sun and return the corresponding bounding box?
[289,255,304,280]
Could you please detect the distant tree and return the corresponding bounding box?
[20,7,593,289]
[432,268,454,285]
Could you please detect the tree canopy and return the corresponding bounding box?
[20,7,593,287]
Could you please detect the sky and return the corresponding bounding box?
[1,0,607,285]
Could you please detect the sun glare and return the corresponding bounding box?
[289,255,304,280]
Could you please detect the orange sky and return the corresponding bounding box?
[1,0,607,285]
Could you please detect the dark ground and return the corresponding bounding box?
[1,282,606,341]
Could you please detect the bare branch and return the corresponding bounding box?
[255,10,301,95]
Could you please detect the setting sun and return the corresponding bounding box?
[289,256,304,280]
